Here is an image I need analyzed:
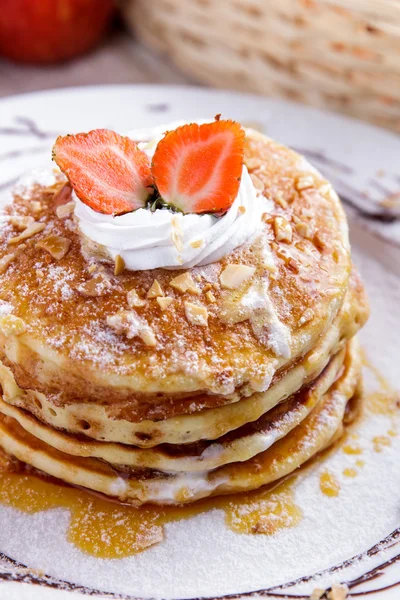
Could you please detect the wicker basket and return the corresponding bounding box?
[122,0,400,131]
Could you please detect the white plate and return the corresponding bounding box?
[0,85,400,600]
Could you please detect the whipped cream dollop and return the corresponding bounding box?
[74,124,271,271]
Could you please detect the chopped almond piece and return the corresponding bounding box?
[31,201,42,214]
[0,253,15,274]
[56,201,75,219]
[205,290,216,303]
[310,590,325,600]
[190,239,203,249]
[294,220,312,239]
[107,310,156,346]
[77,273,111,297]
[170,272,200,295]
[8,222,45,245]
[147,279,164,298]
[157,296,173,310]
[127,289,146,308]
[0,315,26,336]
[10,216,34,231]
[298,308,314,326]
[238,205,246,214]
[36,235,71,260]
[295,174,314,191]
[220,264,255,289]
[184,301,208,326]
[274,216,292,243]
[114,254,125,276]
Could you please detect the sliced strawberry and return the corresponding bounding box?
[52,129,154,215]
[151,120,245,214]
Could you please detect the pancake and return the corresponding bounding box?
[0,268,368,447]
[0,121,368,507]
[0,343,346,472]
[0,338,361,504]
[0,128,351,420]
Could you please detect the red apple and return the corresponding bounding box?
[0,0,115,64]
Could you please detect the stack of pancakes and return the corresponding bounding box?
[0,129,368,505]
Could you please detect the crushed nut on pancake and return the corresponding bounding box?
[9,215,34,230]
[170,272,200,295]
[36,235,71,260]
[55,201,75,219]
[0,315,26,336]
[77,273,112,297]
[184,302,208,326]
[8,221,45,245]
[114,254,125,276]
[205,290,216,303]
[274,216,292,243]
[274,190,288,209]
[157,296,173,310]
[0,253,15,274]
[298,308,314,326]
[107,310,157,346]
[147,279,164,298]
[127,289,146,308]
[294,219,312,239]
[295,174,315,191]
[220,264,256,289]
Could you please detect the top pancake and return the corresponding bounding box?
[0,129,351,412]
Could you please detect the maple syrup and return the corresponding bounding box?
[319,471,340,497]
[0,466,301,559]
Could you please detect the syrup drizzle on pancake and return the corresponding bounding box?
[0,467,301,559]
[0,357,394,560]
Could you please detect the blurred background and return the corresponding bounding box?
[0,0,399,132]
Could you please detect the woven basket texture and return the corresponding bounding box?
[122,0,400,131]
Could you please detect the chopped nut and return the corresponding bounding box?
[157,296,173,310]
[107,310,156,346]
[190,239,203,249]
[298,308,314,326]
[327,583,349,600]
[56,201,75,219]
[203,283,212,292]
[36,269,44,278]
[8,222,45,245]
[127,289,146,308]
[147,279,164,298]
[88,264,97,274]
[31,201,42,214]
[0,253,15,274]
[10,216,34,231]
[114,254,125,276]
[274,191,288,209]
[0,315,26,336]
[238,205,246,214]
[220,264,255,289]
[170,272,200,295]
[77,273,111,297]
[295,174,314,191]
[250,173,264,192]
[314,230,327,251]
[310,589,325,600]
[36,235,71,260]
[205,290,216,303]
[172,231,183,252]
[274,217,292,243]
[295,220,312,239]
[184,301,208,326]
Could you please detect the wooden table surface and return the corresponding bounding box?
[0,31,196,99]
